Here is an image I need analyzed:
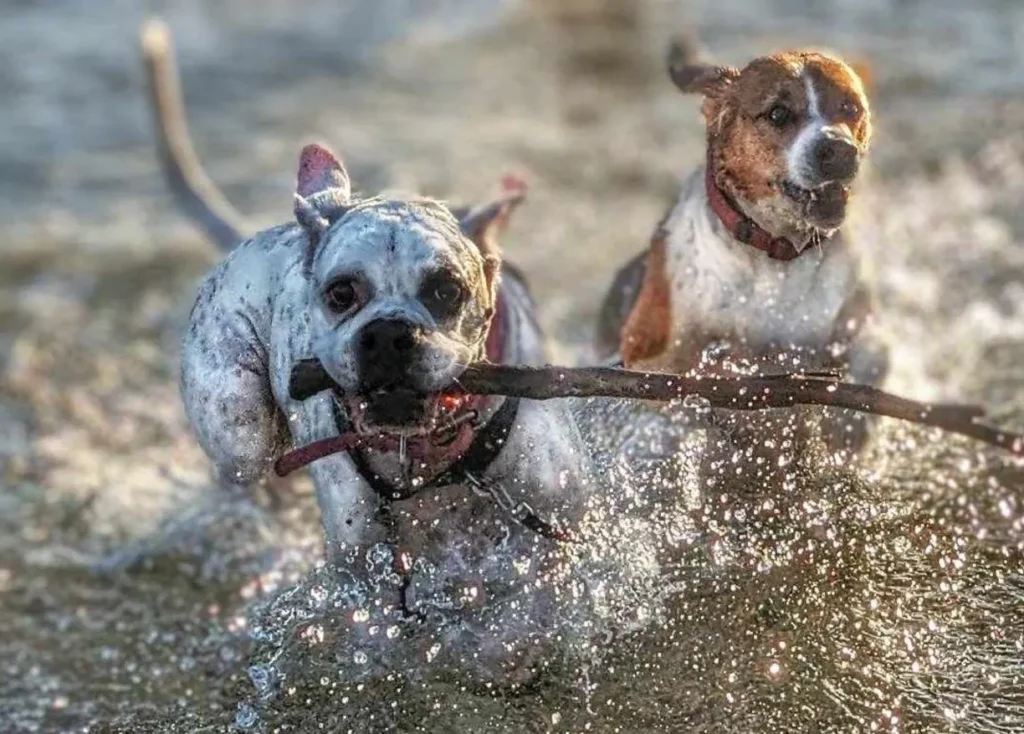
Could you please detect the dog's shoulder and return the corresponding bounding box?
[213,223,305,296]
[180,222,310,487]
[593,178,693,363]
[594,249,648,362]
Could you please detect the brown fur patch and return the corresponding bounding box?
[804,55,872,147]
[707,56,809,203]
[620,231,671,366]
[849,59,874,94]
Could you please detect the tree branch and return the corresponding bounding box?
[288,359,1023,458]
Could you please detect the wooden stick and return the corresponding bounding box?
[288,359,1024,458]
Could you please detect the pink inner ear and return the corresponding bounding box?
[500,173,527,198]
[297,144,346,197]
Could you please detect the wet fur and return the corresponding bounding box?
[597,48,879,372]
[595,45,888,462]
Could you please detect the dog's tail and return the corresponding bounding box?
[140,18,249,252]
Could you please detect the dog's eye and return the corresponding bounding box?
[767,104,792,127]
[840,99,861,119]
[420,272,467,320]
[324,279,358,313]
[433,280,463,306]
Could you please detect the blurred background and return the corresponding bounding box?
[1,0,1024,731]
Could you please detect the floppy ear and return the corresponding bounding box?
[666,35,738,96]
[457,174,527,304]
[293,143,352,252]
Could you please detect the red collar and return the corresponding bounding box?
[704,162,812,262]
[274,288,510,479]
[484,287,506,364]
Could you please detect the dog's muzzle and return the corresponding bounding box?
[783,132,859,229]
[354,318,436,428]
[811,133,859,184]
[358,318,420,388]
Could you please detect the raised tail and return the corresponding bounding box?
[140,18,249,251]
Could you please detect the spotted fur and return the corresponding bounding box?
[180,146,596,684]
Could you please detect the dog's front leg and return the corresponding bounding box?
[309,464,385,561]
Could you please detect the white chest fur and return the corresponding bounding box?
[663,168,858,363]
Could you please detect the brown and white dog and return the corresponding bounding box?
[595,40,889,454]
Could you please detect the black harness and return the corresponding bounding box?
[333,397,570,543]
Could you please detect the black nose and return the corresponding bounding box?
[360,319,416,360]
[358,319,419,388]
[813,135,859,182]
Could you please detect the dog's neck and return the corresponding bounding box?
[705,156,832,260]
[340,390,511,497]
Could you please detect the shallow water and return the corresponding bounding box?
[2,0,1024,731]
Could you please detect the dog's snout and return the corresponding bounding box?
[360,319,416,361]
[357,319,422,389]
[360,320,417,366]
[812,134,859,182]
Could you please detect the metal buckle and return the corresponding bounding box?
[432,408,481,447]
[734,218,754,245]
[463,472,567,541]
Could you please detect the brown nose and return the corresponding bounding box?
[813,135,859,183]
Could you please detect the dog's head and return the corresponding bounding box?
[293,144,522,435]
[668,40,872,246]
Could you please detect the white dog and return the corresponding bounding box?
[180,143,597,683]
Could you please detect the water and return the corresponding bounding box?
[2,0,1024,731]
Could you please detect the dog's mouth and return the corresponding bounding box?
[340,388,469,438]
[781,179,850,228]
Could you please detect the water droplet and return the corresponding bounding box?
[682,394,711,412]
[235,702,259,730]
[309,584,328,605]
[248,664,277,698]
[701,340,731,365]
